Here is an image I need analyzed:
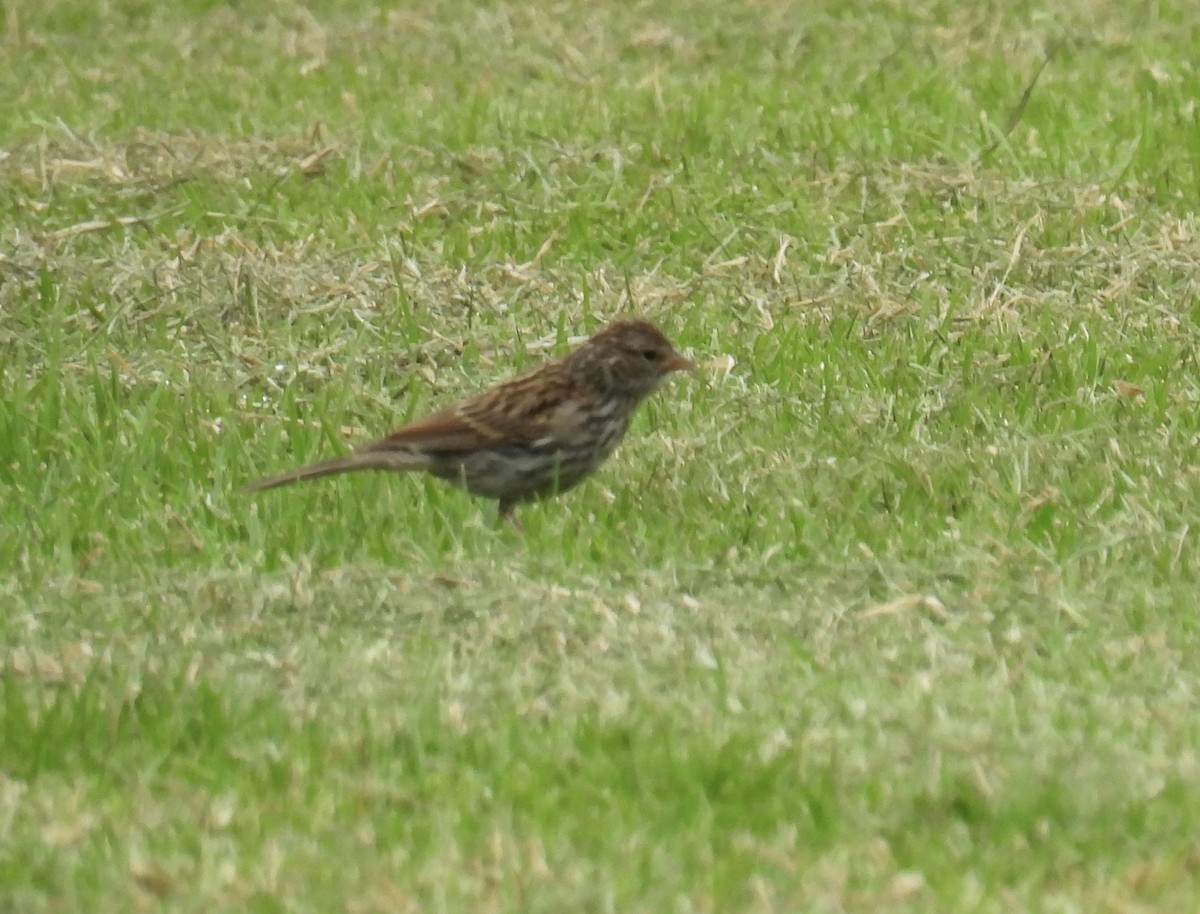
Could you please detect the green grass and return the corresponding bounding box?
[3,0,1200,910]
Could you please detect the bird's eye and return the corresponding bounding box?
[641,348,660,361]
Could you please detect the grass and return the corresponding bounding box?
[3,0,1200,910]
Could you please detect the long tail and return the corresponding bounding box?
[243,451,428,493]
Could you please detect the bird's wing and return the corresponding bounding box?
[359,363,593,454]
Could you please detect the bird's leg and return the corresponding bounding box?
[497,499,525,534]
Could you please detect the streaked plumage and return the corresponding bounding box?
[244,319,692,525]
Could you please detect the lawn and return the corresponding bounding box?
[3,0,1200,911]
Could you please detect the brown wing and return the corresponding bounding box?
[359,360,595,454]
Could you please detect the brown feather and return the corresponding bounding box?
[242,450,430,492]
[363,360,588,453]
[362,406,499,453]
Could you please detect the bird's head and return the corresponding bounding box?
[569,319,694,400]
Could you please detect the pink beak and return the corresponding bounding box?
[663,354,695,373]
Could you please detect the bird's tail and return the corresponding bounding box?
[243,450,429,493]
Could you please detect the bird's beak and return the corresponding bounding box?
[663,353,695,374]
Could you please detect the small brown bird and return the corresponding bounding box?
[245,319,693,525]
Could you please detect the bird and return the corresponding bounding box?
[244,318,694,527]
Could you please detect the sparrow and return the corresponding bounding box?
[244,318,693,526]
